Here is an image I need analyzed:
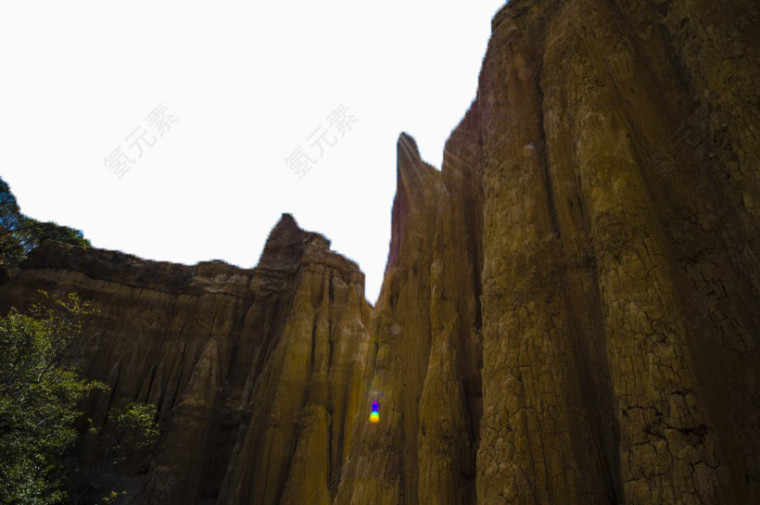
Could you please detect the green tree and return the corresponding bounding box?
[104,402,160,466]
[68,399,160,505]
[0,177,26,269]
[0,291,105,505]
[0,177,90,273]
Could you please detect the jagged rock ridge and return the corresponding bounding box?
[1,0,759,503]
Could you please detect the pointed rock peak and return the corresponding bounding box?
[396,131,425,194]
[254,213,364,294]
[256,213,363,283]
[397,132,420,153]
[397,132,421,162]
[396,131,440,184]
[267,213,330,249]
[269,212,301,237]
[258,213,314,272]
[279,212,295,222]
[386,133,442,272]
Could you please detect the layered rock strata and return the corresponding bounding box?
[0,215,372,505]
[1,0,759,503]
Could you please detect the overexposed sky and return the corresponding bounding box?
[0,1,505,303]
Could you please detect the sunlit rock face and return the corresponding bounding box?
[337,0,760,503]
[1,0,759,503]
[0,216,373,505]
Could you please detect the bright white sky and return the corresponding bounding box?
[0,1,505,304]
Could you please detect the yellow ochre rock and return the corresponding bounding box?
[0,0,759,503]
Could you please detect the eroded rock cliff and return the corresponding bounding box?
[0,215,372,505]
[0,0,758,503]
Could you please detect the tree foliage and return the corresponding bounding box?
[0,177,90,273]
[0,292,105,505]
[105,402,160,459]
[0,291,162,505]
[68,399,161,505]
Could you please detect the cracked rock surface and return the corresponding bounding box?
[0,0,758,503]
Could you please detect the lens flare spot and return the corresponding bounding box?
[370,400,380,423]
